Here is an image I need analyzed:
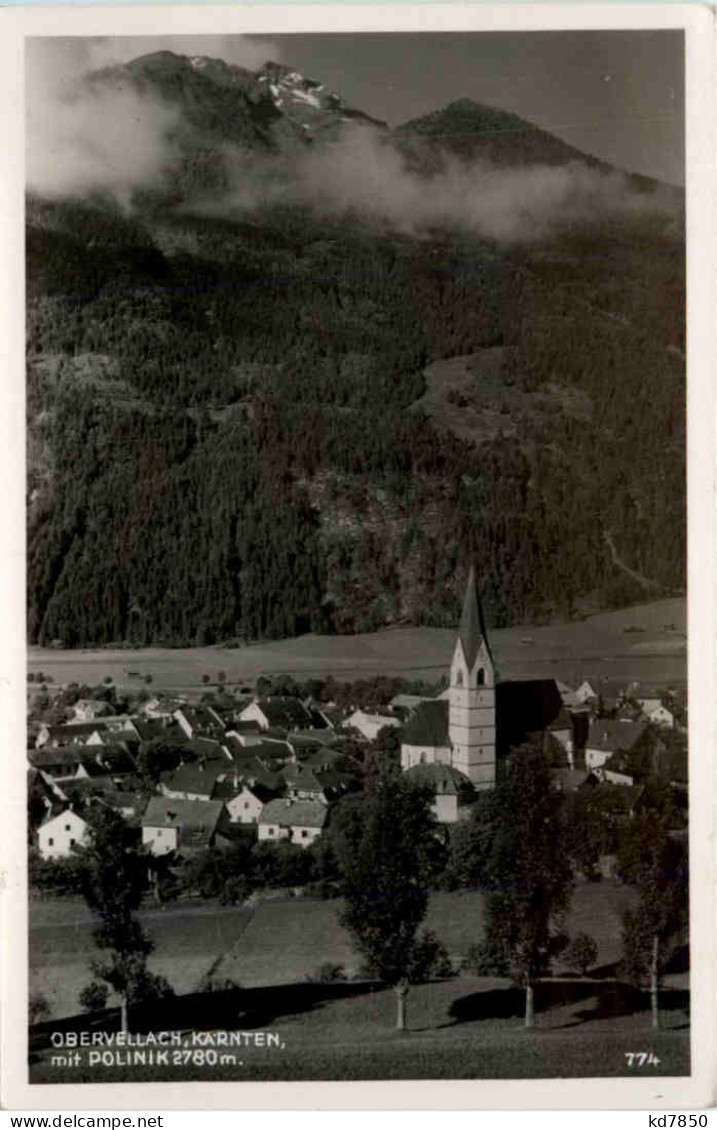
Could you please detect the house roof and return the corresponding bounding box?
[98,790,148,815]
[402,701,450,748]
[29,747,87,770]
[251,697,313,729]
[389,694,434,713]
[40,806,89,830]
[164,759,229,798]
[404,762,474,797]
[587,720,647,754]
[95,746,137,775]
[141,796,224,833]
[74,699,115,716]
[175,706,226,735]
[259,798,328,829]
[44,722,109,741]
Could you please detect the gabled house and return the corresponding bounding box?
[37,807,90,860]
[574,681,598,706]
[637,699,675,729]
[585,720,648,772]
[141,797,225,857]
[35,722,109,750]
[239,697,314,733]
[213,779,273,825]
[346,709,402,743]
[71,699,116,723]
[28,746,102,783]
[257,798,328,848]
[137,695,185,720]
[223,721,263,748]
[173,706,226,741]
[162,758,229,802]
[281,762,344,804]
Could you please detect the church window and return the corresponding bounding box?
[456,670,464,686]
[476,668,485,686]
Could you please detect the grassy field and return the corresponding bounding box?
[30,882,642,1020]
[29,899,254,1018]
[27,597,686,699]
[29,883,689,1083]
[30,973,690,1083]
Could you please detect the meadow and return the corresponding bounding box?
[27,597,687,700]
[29,882,689,1082]
[31,882,642,1020]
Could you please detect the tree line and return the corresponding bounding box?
[27,197,685,644]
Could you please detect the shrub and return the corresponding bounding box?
[462,939,510,977]
[144,674,153,685]
[306,963,347,984]
[407,930,454,982]
[104,675,113,684]
[564,932,599,976]
[202,674,211,685]
[79,980,109,1013]
[196,972,242,995]
[29,993,52,1024]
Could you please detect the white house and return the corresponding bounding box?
[637,699,674,729]
[239,697,313,733]
[141,797,224,856]
[257,798,328,847]
[346,710,401,743]
[585,720,647,771]
[574,681,598,705]
[72,700,115,723]
[223,784,265,825]
[37,808,90,860]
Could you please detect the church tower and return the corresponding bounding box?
[449,567,496,790]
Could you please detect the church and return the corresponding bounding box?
[400,567,563,821]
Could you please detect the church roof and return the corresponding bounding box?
[405,762,474,797]
[402,701,450,748]
[458,566,491,670]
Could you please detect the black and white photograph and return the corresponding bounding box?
[2,2,715,1110]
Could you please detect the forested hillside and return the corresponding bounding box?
[26,53,685,647]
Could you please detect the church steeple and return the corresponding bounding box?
[449,565,496,790]
[457,566,493,672]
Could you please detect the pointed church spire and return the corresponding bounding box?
[458,565,489,669]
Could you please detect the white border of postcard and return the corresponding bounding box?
[1,1,714,1111]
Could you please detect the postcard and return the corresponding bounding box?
[1,2,714,1111]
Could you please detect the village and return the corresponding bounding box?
[28,574,688,876]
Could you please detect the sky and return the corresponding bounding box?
[275,31,685,186]
[33,30,683,186]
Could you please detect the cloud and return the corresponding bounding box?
[219,125,677,243]
[26,37,676,241]
[25,36,282,203]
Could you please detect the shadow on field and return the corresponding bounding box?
[30,981,383,1053]
[443,979,597,1028]
[573,985,689,1025]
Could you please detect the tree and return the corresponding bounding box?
[79,980,109,1012]
[75,808,168,1032]
[617,794,687,1029]
[564,932,599,977]
[477,743,574,1027]
[29,993,51,1025]
[136,739,183,791]
[338,775,438,1030]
